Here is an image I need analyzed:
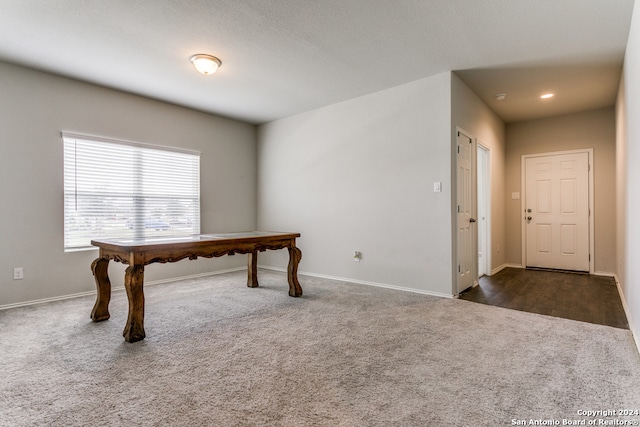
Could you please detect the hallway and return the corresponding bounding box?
[459,268,629,329]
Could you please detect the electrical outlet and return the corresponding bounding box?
[13,267,24,280]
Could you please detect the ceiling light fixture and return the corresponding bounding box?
[190,54,221,75]
[540,93,555,99]
[494,93,506,101]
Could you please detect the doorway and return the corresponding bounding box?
[521,149,593,273]
[477,143,490,277]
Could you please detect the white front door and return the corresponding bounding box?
[524,151,590,271]
[456,130,475,293]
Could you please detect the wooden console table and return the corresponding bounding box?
[90,231,302,342]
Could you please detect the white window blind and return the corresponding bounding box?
[62,133,200,251]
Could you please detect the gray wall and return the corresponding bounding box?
[257,73,454,296]
[504,108,617,274]
[616,1,640,350]
[0,62,257,307]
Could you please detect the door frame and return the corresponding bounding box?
[477,142,491,277]
[520,148,594,273]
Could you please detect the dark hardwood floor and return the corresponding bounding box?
[459,267,629,329]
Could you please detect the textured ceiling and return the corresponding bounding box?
[0,0,635,124]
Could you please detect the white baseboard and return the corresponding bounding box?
[490,263,521,275]
[0,290,99,311]
[259,265,454,299]
[144,267,246,286]
[612,274,640,356]
[0,267,246,311]
[593,271,616,277]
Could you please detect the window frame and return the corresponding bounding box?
[62,132,201,251]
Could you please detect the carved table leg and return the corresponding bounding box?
[123,265,146,343]
[247,251,259,288]
[90,258,111,322]
[287,246,303,297]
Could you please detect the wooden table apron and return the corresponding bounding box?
[89,232,302,342]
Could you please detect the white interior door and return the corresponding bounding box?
[524,152,590,271]
[456,131,475,293]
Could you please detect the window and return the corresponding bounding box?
[62,132,200,251]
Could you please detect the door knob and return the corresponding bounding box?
[470,218,477,223]
[527,216,532,221]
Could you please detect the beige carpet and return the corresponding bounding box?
[1,270,639,426]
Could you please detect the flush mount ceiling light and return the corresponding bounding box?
[494,93,506,101]
[190,54,221,75]
[540,92,555,99]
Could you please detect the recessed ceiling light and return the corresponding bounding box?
[540,93,555,99]
[494,93,506,101]
[190,54,222,75]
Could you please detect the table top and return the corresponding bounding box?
[91,231,300,252]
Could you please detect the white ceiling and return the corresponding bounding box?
[0,0,635,124]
